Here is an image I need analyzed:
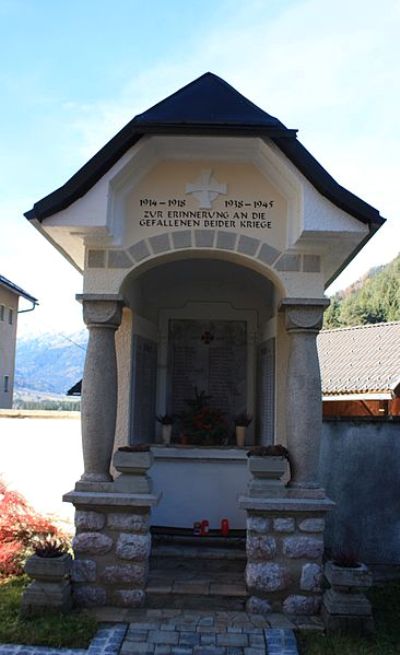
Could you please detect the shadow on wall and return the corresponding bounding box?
[320,418,400,566]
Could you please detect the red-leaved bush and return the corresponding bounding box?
[0,478,66,577]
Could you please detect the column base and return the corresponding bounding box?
[240,492,335,617]
[63,489,161,608]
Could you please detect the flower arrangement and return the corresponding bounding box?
[178,388,229,445]
[32,536,69,558]
[0,478,67,576]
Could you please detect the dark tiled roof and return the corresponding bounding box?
[0,274,38,303]
[318,322,400,396]
[25,73,384,230]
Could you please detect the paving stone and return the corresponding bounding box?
[149,630,180,645]
[249,635,265,648]
[200,634,216,646]
[216,633,248,647]
[192,648,226,655]
[198,616,214,626]
[125,629,148,641]
[264,629,298,655]
[179,632,200,646]
[121,643,154,655]
[154,647,172,655]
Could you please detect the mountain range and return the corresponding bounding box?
[15,330,87,397]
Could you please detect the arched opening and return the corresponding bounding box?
[120,256,281,451]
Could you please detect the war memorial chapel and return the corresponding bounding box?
[26,73,384,614]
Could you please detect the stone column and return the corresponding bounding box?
[79,297,123,485]
[280,299,329,489]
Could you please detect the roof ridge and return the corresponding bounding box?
[321,320,400,335]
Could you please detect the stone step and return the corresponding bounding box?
[151,529,246,550]
[145,569,248,611]
[151,544,246,573]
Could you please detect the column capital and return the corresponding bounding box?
[78,295,124,328]
[279,297,330,333]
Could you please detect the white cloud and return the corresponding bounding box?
[4,0,399,335]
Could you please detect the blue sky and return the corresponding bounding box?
[0,0,399,336]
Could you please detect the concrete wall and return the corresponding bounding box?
[320,419,400,565]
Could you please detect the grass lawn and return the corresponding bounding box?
[0,576,98,648]
[298,583,400,654]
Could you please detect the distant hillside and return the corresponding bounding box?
[324,254,400,329]
[15,331,87,396]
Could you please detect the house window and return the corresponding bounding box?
[4,376,9,393]
[8,308,13,325]
[0,305,4,321]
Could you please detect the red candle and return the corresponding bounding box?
[200,520,209,536]
[221,518,230,537]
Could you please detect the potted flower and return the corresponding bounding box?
[178,388,229,446]
[234,413,252,447]
[156,414,174,445]
[21,536,72,616]
[322,547,374,633]
[246,445,289,496]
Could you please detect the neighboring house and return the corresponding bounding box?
[318,321,400,417]
[0,275,38,409]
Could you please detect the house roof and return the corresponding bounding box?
[0,274,38,304]
[318,322,400,398]
[25,72,385,230]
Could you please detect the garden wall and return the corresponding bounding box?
[320,418,400,566]
[0,412,399,566]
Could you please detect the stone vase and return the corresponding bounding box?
[322,560,374,634]
[21,553,73,616]
[235,426,247,447]
[113,449,153,493]
[248,455,286,496]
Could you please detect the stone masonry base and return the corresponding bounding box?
[63,490,159,608]
[240,494,335,617]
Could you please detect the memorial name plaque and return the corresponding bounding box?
[167,319,247,425]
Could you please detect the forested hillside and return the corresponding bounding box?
[324,254,400,329]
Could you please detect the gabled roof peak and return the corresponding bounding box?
[132,72,292,131]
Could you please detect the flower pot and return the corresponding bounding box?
[235,426,247,447]
[161,424,172,445]
[24,552,72,581]
[324,560,372,592]
[21,553,73,616]
[113,449,153,493]
[113,449,153,474]
[322,560,374,634]
[248,455,287,480]
[247,455,286,496]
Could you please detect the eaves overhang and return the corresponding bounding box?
[24,72,385,233]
